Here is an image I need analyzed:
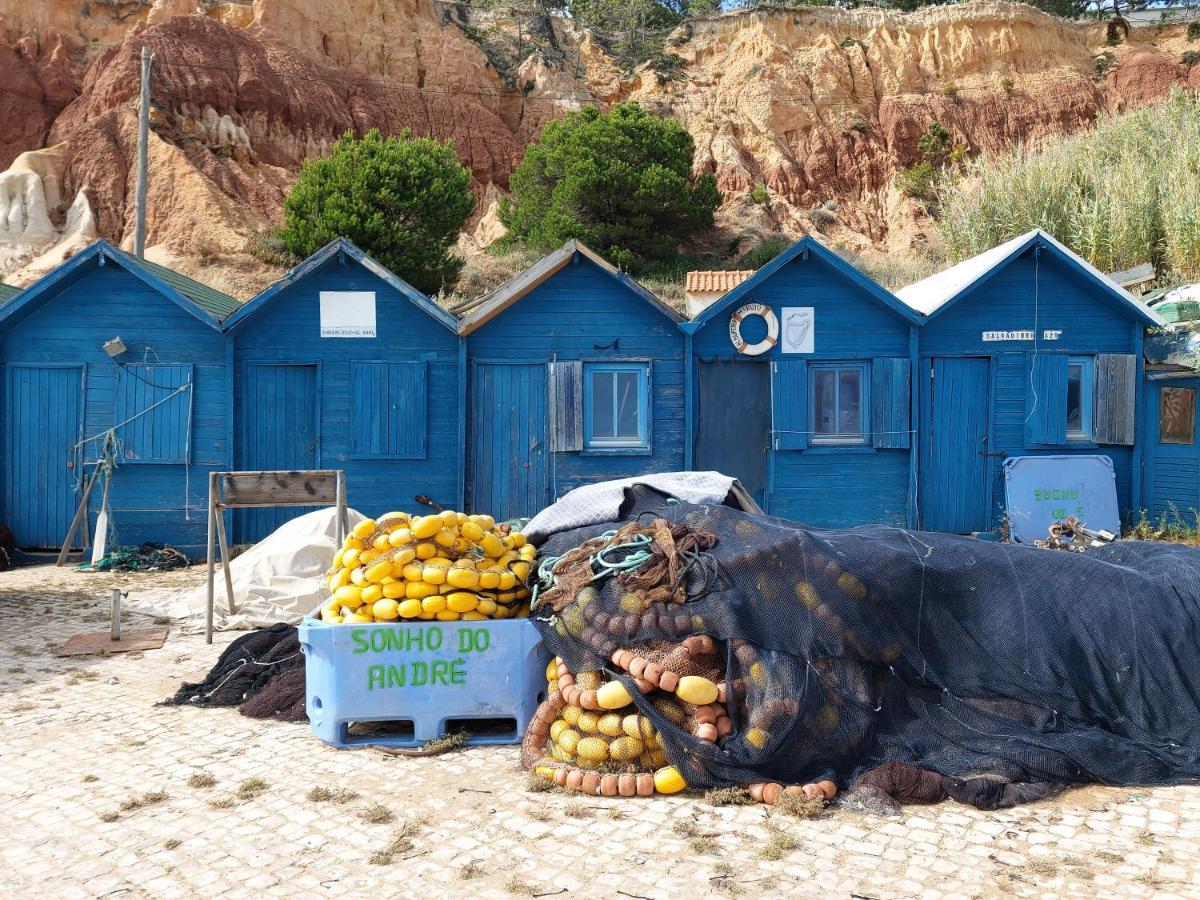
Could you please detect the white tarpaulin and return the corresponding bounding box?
[124,507,363,632]
[522,472,739,543]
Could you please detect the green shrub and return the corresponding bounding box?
[280,130,474,294]
[938,88,1200,279]
[501,103,721,274]
[750,184,769,205]
[1183,51,1200,67]
[1189,22,1200,41]
[897,161,938,203]
[739,235,792,270]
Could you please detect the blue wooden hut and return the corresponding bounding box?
[1141,329,1200,522]
[223,238,461,541]
[681,236,923,526]
[458,240,686,522]
[0,240,236,555]
[897,229,1164,534]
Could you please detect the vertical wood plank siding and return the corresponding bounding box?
[465,256,686,508]
[918,250,1139,527]
[692,250,913,527]
[230,256,460,541]
[0,265,228,554]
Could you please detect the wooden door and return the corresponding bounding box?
[470,362,549,521]
[695,359,772,506]
[920,356,993,533]
[236,363,318,542]
[4,365,83,548]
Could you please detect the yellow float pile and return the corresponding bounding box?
[528,661,688,797]
[320,510,534,624]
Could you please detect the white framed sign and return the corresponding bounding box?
[981,330,1034,342]
[320,291,377,338]
[780,307,814,354]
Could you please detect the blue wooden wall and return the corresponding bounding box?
[0,264,228,554]
[227,254,461,541]
[917,248,1142,530]
[1141,374,1200,522]
[690,247,917,527]
[464,254,685,518]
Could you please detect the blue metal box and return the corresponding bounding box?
[1002,454,1120,544]
[299,617,550,749]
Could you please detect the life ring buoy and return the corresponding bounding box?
[729,303,779,356]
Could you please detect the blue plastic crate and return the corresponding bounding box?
[299,616,550,749]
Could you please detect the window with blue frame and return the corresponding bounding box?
[810,363,867,445]
[584,363,650,450]
[1066,356,1094,441]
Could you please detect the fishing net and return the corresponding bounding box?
[83,542,190,572]
[163,623,304,719]
[522,485,1200,806]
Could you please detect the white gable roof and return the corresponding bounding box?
[896,228,1165,326]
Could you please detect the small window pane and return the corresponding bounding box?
[813,369,837,435]
[1160,386,1196,444]
[839,369,862,436]
[615,371,640,438]
[592,371,615,439]
[1066,363,1083,435]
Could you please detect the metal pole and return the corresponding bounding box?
[135,45,154,258]
[111,588,121,642]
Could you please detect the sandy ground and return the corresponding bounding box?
[1,563,1199,899]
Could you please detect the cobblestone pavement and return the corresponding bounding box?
[2,565,1199,900]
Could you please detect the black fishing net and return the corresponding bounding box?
[84,542,190,572]
[163,624,304,716]
[531,486,1200,801]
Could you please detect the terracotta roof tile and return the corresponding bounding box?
[685,269,755,294]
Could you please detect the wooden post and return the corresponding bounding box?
[206,471,217,644]
[134,45,153,258]
[214,504,237,616]
[111,588,121,641]
[56,465,99,567]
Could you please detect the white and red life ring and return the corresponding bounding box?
[729,303,779,356]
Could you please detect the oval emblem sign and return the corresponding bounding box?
[729,303,779,356]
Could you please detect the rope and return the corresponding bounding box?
[71,383,191,451]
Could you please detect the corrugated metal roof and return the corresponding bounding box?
[685,270,755,294]
[134,256,241,319]
[896,228,1165,326]
[0,282,20,306]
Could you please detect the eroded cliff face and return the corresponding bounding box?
[0,0,1196,295]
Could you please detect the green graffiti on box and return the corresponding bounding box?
[350,625,493,691]
[1033,487,1084,522]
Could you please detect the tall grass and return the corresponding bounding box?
[939,88,1200,278]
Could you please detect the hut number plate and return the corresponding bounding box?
[980,330,1062,341]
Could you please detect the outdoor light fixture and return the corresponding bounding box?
[103,337,127,357]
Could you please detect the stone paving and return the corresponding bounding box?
[2,564,1199,899]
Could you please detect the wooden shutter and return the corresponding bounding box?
[1025,353,1068,446]
[351,361,427,458]
[872,357,911,449]
[771,359,807,450]
[1094,353,1137,445]
[115,364,193,463]
[548,360,583,452]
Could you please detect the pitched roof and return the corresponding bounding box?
[0,240,230,330]
[681,235,922,331]
[896,229,1165,326]
[456,240,683,336]
[134,256,240,319]
[222,237,456,333]
[0,282,20,306]
[685,270,755,294]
